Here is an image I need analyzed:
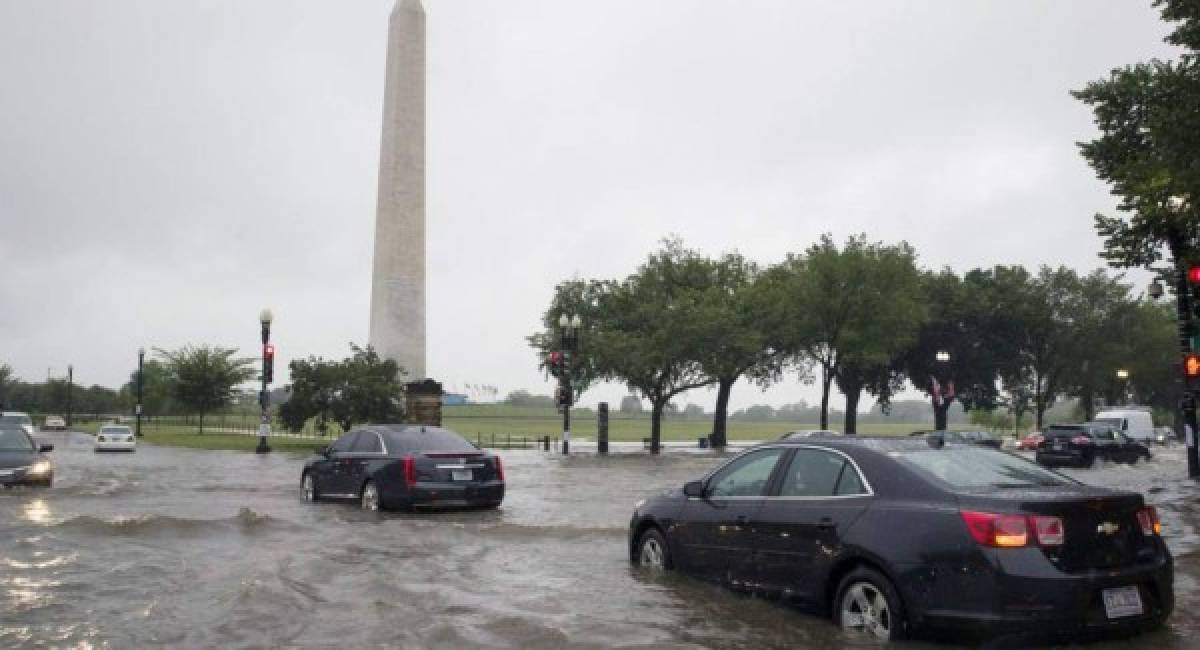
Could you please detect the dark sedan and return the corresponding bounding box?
[1036,423,1152,468]
[629,437,1171,643]
[300,424,504,511]
[0,427,54,487]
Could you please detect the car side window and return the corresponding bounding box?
[331,431,360,453]
[707,449,784,498]
[779,449,867,497]
[351,432,383,453]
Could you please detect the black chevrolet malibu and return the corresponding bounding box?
[0,426,54,487]
[628,437,1172,643]
[300,425,504,511]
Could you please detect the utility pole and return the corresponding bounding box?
[257,309,274,454]
[136,348,145,437]
[65,365,73,429]
[1174,257,1200,478]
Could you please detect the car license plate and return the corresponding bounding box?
[452,469,472,481]
[1102,586,1143,619]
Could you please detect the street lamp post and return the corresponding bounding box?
[1116,369,1130,406]
[933,351,951,431]
[558,313,581,454]
[256,309,274,455]
[65,365,73,429]
[136,347,145,437]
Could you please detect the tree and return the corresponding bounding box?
[120,360,175,416]
[157,345,256,434]
[901,269,1006,430]
[281,344,406,433]
[502,390,556,408]
[0,363,14,409]
[682,403,705,417]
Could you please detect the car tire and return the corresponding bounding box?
[635,527,672,571]
[1083,453,1096,468]
[301,472,319,503]
[360,480,381,512]
[834,567,907,642]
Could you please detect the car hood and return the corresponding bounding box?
[0,451,38,469]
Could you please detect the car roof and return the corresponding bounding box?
[767,435,947,453]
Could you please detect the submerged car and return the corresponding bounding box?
[0,412,35,436]
[94,425,136,452]
[1017,432,1045,451]
[0,426,54,487]
[1036,423,1152,468]
[909,430,1002,448]
[300,424,504,511]
[629,437,1171,643]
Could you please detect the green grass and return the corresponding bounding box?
[65,405,936,453]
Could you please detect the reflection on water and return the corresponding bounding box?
[1,432,1199,648]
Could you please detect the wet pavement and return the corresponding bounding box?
[4,432,1200,649]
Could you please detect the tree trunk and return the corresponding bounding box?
[933,398,949,431]
[650,399,664,455]
[199,411,205,435]
[711,377,734,448]
[844,385,861,434]
[819,365,833,430]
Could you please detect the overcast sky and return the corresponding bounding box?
[0,0,1180,413]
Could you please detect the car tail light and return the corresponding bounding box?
[961,511,1028,547]
[1071,435,1092,445]
[495,456,504,481]
[1030,515,1064,546]
[402,456,416,487]
[1137,506,1162,536]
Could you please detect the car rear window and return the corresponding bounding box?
[0,415,31,426]
[386,428,477,453]
[894,447,1075,489]
[101,427,131,434]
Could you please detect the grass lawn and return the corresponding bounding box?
[64,405,944,453]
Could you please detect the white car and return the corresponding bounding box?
[95,425,136,452]
[0,412,35,436]
[43,415,67,431]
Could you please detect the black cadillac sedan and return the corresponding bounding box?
[300,425,504,511]
[629,437,1172,644]
[0,426,54,487]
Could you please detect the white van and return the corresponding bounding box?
[1094,409,1155,443]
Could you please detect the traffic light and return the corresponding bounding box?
[1186,353,1200,381]
[264,343,275,383]
[555,385,572,408]
[546,351,564,375]
[1189,266,1200,321]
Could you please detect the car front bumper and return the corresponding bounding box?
[0,467,53,486]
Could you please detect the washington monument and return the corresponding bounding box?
[369,0,426,380]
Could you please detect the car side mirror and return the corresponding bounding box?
[683,480,705,498]
[39,444,54,453]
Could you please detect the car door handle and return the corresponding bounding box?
[817,517,836,530]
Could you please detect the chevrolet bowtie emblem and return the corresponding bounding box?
[1097,521,1120,535]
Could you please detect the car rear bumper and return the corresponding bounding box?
[907,548,1173,642]
[390,481,505,509]
[1036,450,1089,466]
[95,442,136,452]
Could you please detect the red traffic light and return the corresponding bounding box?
[1189,267,1200,285]
[1186,353,1200,380]
[264,343,275,359]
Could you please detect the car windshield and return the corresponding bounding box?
[0,429,34,451]
[0,415,32,427]
[1094,417,1122,428]
[894,447,1075,489]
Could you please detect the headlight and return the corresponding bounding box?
[29,461,51,475]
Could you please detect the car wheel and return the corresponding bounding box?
[834,567,907,642]
[360,480,380,512]
[1083,453,1096,468]
[301,473,318,503]
[635,527,672,571]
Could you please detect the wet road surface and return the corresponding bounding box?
[4,432,1200,648]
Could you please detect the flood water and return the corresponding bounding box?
[5,432,1200,649]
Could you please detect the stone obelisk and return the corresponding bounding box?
[369,0,426,380]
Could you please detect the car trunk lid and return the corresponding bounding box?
[415,452,499,483]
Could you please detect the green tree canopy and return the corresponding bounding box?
[157,345,256,434]
[280,344,405,434]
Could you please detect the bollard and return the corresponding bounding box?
[597,402,609,454]
[543,435,550,451]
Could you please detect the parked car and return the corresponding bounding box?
[94,425,136,452]
[1017,432,1045,451]
[780,430,840,439]
[909,430,1002,448]
[1095,409,1155,444]
[0,426,54,487]
[42,415,67,431]
[1154,426,1174,445]
[1035,423,1152,468]
[0,412,35,436]
[300,424,504,511]
[628,437,1172,643]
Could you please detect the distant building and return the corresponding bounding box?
[442,393,468,406]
